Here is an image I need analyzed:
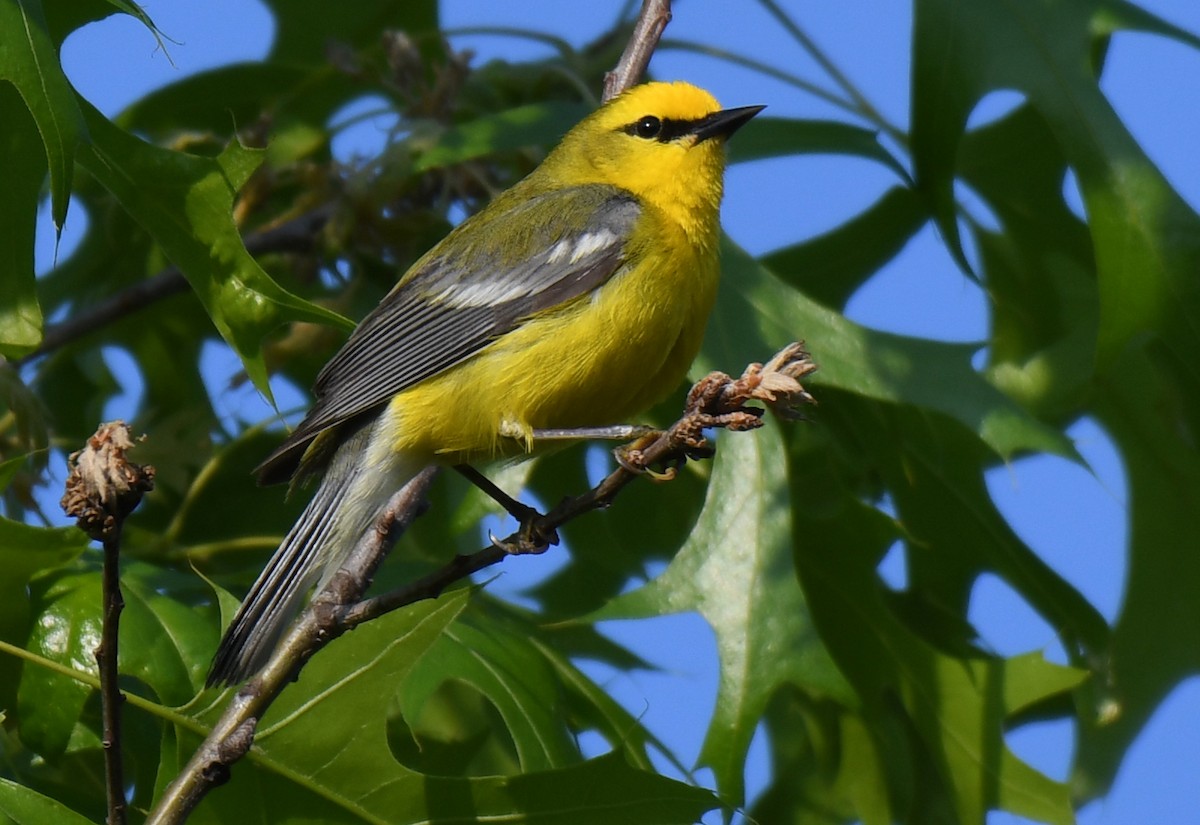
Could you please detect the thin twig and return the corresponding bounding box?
[603,0,672,101]
[61,422,155,825]
[754,0,904,143]
[97,532,127,825]
[18,205,333,367]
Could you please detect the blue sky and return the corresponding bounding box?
[37,1,1200,822]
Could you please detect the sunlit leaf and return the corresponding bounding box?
[17,568,101,758]
[595,421,850,805]
[792,493,1087,825]
[0,87,44,356]
[730,117,911,183]
[0,777,98,825]
[75,100,351,401]
[0,0,86,231]
[706,240,1074,462]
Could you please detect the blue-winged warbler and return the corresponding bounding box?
[208,81,762,686]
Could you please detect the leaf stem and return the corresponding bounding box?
[753,0,906,143]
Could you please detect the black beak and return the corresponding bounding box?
[692,105,765,143]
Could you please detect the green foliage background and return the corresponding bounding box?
[1,0,1198,823]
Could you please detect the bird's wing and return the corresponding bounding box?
[257,185,642,484]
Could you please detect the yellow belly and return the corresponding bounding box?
[382,219,718,465]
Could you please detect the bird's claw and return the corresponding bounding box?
[613,439,680,482]
[488,514,559,556]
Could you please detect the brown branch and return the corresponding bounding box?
[61,422,156,825]
[18,205,333,367]
[96,532,128,825]
[603,0,672,101]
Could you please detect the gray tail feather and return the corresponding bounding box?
[207,423,410,686]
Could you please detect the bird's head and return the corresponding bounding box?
[542,82,763,242]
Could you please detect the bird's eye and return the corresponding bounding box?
[634,116,662,139]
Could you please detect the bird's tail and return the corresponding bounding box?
[207,420,417,687]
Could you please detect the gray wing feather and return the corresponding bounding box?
[257,185,641,484]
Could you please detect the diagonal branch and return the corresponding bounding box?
[604,0,673,101]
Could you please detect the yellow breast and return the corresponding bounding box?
[383,206,719,465]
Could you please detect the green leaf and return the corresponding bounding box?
[911,0,1200,358]
[264,0,438,65]
[729,117,911,183]
[0,86,44,356]
[530,632,670,773]
[0,519,87,589]
[0,0,87,231]
[749,689,893,825]
[792,494,1087,825]
[101,0,169,49]
[0,518,86,711]
[117,564,221,704]
[414,102,591,173]
[909,0,1200,801]
[18,568,101,758]
[956,104,1097,418]
[0,777,98,825]
[75,100,351,401]
[1092,0,1200,48]
[762,185,929,310]
[177,591,716,823]
[707,239,1073,462]
[0,363,50,476]
[859,405,1111,662]
[1079,343,1200,795]
[117,63,312,137]
[399,606,580,772]
[14,560,211,759]
[594,421,849,806]
[158,427,299,555]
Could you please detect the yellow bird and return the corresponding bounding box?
[208,81,762,685]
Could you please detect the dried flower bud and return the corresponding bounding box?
[61,421,155,542]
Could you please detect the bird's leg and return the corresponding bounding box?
[529,424,681,481]
[528,424,661,441]
[454,465,559,554]
[611,430,707,482]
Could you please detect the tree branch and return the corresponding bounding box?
[144,467,438,825]
[603,0,672,101]
[61,422,155,825]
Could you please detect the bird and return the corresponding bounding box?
[207,81,763,686]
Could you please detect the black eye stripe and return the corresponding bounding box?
[621,116,703,142]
